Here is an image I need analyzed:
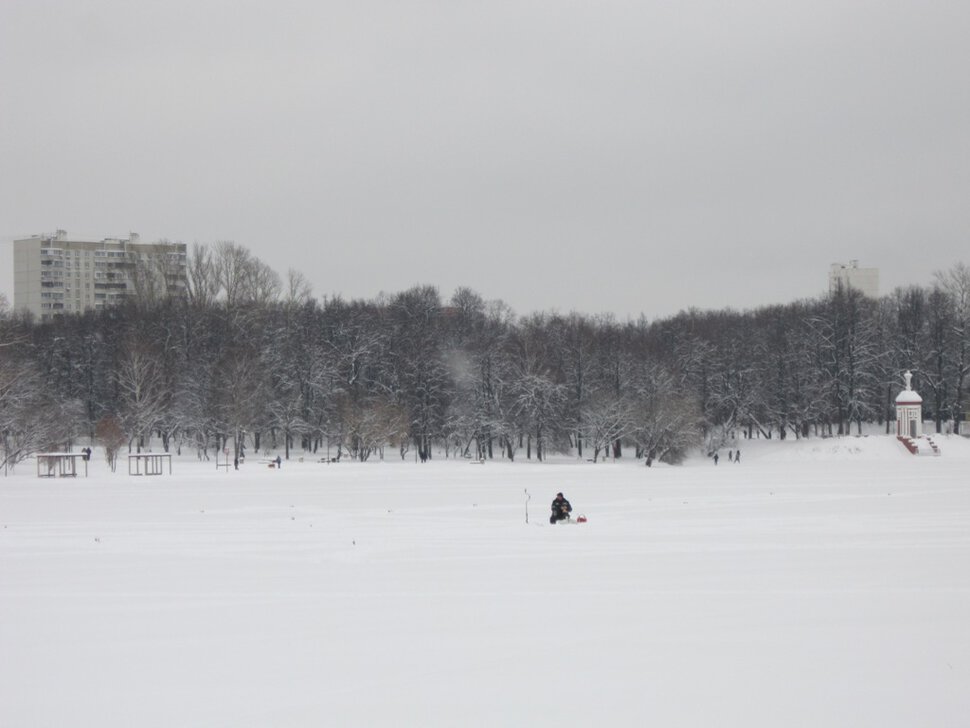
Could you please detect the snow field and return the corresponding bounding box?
[2,436,969,727]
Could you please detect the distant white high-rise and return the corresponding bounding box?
[14,230,187,321]
[829,260,879,298]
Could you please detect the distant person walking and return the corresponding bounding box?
[713,452,719,465]
[728,450,733,462]
[734,449,740,463]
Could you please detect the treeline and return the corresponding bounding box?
[1,243,968,471]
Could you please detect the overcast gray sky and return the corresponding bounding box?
[2,0,968,319]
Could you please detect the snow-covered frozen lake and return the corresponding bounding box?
[2,436,969,727]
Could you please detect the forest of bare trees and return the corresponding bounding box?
[2,247,969,473]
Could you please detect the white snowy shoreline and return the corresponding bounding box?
[2,436,969,727]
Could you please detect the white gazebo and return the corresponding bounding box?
[895,370,923,439]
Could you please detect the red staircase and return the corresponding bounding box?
[897,435,942,456]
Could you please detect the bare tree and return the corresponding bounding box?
[244,257,281,307]
[96,414,127,472]
[210,240,280,308]
[213,241,252,308]
[285,269,313,308]
[186,242,221,309]
[129,243,185,307]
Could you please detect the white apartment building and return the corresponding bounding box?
[14,230,187,321]
[829,260,879,298]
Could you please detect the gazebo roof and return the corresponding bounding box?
[895,390,922,405]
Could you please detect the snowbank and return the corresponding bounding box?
[1,438,968,727]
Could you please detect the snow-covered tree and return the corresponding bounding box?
[580,394,634,462]
[115,339,168,451]
[935,263,970,433]
[808,286,883,435]
[629,368,703,466]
